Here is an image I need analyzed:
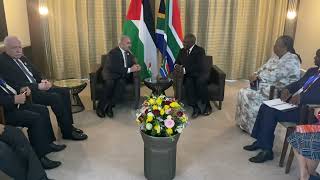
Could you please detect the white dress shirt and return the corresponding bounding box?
[119,47,131,73]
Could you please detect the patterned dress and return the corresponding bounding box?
[288,125,320,160]
[235,52,300,133]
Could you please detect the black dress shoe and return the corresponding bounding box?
[49,143,66,152]
[249,150,274,163]
[96,108,105,118]
[63,131,88,141]
[40,156,61,169]
[203,103,212,116]
[106,106,114,118]
[191,106,201,119]
[243,141,260,151]
[72,126,84,134]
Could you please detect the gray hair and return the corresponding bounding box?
[3,36,20,47]
[118,35,131,45]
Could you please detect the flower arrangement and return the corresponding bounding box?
[136,95,189,137]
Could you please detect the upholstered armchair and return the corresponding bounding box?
[172,56,226,110]
[89,54,141,110]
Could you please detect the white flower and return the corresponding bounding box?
[146,123,153,130]
[176,127,183,133]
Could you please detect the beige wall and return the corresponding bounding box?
[3,0,30,47]
[294,0,320,69]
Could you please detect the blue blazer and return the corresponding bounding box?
[286,67,320,105]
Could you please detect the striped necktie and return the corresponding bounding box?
[14,59,37,83]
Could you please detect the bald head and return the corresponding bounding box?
[183,33,196,49]
[118,35,132,51]
[3,36,23,59]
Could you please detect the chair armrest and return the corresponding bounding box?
[269,85,282,100]
[0,106,5,125]
[299,104,320,124]
[209,65,226,85]
[89,72,98,101]
[171,69,184,100]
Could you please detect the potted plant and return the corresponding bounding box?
[136,95,189,180]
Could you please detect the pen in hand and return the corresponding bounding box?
[17,91,27,109]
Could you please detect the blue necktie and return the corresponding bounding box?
[15,59,37,83]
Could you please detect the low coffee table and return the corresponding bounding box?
[53,79,87,113]
[144,78,173,96]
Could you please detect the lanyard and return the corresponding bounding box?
[302,72,320,93]
[0,79,5,86]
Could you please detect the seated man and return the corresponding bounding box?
[96,35,141,118]
[0,124,52,180]
[243,48,320,163]
[0,36,87,140]
[174,33,211,118]
[0,78,65,169]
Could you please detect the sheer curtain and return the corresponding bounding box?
[44,0,288,79]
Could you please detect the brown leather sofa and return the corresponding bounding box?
[172,56,226,110]
[89,54,140,110]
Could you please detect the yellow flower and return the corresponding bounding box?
[166,128,173,135]
[147,115,153,122]
[154,125,160,134]
[152,105,158,110]
[156,97,163,105]
[164,105,170,110]
[148,98,156,105]
[170,102,180,108]
[160,109,165,116]
[181,115,187,123]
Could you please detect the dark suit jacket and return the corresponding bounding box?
[0,90,15,111]
[175,44,207,78]
[102,47,136,80]
[0,52,42,91]
[286,67,320,104]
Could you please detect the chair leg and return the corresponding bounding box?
[279,127,294,167]
[285,147,295,174]
[92,101,96,110]
[213,101,222,110]
[218,101,222,110]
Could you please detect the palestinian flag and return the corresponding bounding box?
[156,0,183,78]
[123,0,158,79]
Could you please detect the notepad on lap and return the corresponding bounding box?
[263,98,297,111]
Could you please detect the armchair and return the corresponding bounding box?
[89,54,141,110]
[172,56,226,110]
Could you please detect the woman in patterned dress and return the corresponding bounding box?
[288,108,320,180]
[235,35,301,133]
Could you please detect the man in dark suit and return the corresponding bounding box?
[175,33,212,118]
[0,78,65,169]
[244,49,320,163]
[0,125,52,180]
[0,36,87,140]
[96,36,141,118]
